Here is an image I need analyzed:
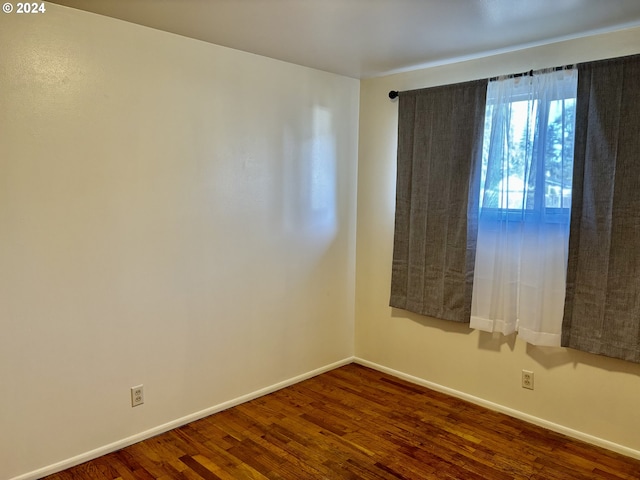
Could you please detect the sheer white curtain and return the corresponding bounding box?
[470,68,577,346]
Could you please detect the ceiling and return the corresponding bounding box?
[49,0,640,79]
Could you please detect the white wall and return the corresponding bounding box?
[356,26,640,458]
[0,4,359,479]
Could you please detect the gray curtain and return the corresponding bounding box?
[390,80,487,322]
[562,54,640,362]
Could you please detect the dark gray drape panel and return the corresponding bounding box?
[562,54,640,362]
[390,80,487,322]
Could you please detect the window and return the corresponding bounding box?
[479,71,577,215]
[470,68,578,346]
[392,54,640,361]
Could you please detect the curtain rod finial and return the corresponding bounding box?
[389,90,399,100]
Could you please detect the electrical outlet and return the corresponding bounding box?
[522,370,534,390]
[131,385,144,407]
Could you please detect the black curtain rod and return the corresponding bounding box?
[389,64,574,100]
[489,69,535,82]
[488,64,573,82]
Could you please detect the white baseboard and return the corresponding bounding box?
[11,357,355,480]
[354,357,640,461]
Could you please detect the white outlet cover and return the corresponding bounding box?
[131,385,144,407]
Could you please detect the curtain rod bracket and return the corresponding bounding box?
[389,90,399,100]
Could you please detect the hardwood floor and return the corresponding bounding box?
[44,364,640,479]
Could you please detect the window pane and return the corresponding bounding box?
[480,99,538,210]
[480,74,576,215]
[544,98,575,208]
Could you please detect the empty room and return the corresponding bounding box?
[2,1,640,479]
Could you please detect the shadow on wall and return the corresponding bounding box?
[393,305,640,377]
[391,307,473,336]
[526,342,640,375]
[475,321,640,376]
[477,330,518,353]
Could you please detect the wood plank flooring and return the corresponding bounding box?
[43,363,640,479]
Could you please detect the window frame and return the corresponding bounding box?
[479,73,577,222]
